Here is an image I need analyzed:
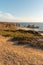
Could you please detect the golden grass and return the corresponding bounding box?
[0,36,43,65]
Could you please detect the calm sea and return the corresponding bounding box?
[15,22,43,31]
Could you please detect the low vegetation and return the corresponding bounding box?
[0,22,43,65]
[0,29,43,49]
[0,22,43,49]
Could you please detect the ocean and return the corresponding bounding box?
[15,22,43,31]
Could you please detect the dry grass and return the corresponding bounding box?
[0,36,43,65]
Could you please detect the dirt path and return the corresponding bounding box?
[0,36,43,65]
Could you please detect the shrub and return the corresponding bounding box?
[18,41,29,45]
[2,34,10,37]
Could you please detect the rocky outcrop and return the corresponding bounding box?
[0,22,20,30]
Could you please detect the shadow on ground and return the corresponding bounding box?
[7,37,43,50]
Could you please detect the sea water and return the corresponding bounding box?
[15,22,43,31]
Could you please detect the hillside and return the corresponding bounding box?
[0,22,20,30]
[0,36,43,65]
[0,22,43,65]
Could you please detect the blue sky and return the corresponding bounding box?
[0,0,43,22]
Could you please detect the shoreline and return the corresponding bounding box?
[38,31,43,35]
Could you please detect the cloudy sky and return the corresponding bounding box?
[0,0,43,22]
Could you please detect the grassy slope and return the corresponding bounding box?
[0,22,43,65]
[0,30,43,48]
[0,36,43,65]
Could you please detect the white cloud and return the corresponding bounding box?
[0,11,43,22]
[0,12,28,22]
[0,12,14,22]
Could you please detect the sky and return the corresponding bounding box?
[0,0,43,22]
